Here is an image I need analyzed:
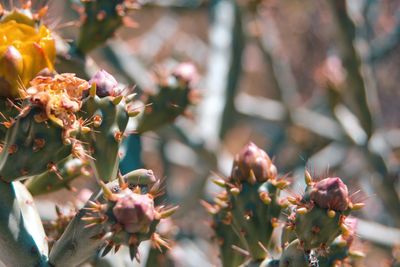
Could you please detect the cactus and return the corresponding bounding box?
[0,2,383,267]
[25,157,88,195]
[79,70,136,182]
[205,143,364,267]
[76,0,139,54]
[227,143,288,260]
[202,191,246,267]
[203,143,290,264]
[49,172,176,266]
[0,180,49,266]
[0,73,91,182]
[136,63,200,133]
[287,174,362,251]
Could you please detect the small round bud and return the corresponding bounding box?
[89,70,119,97]
[113,193,155,234]
[231,142,277,183]
[310,177,349,211]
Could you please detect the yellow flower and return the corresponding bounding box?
[0,9,56,98]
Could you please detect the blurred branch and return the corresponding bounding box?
[195,0,243,149]
[357,218,400,247]
[133,14,179,64]
[252,10,300,107]
[328,0,374,138]
[102,40,156,92]
[235,92,344,141]
[218,2,245,139]
[367,9,400,63]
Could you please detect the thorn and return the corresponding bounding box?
[273,179,290,189]
[350,202,365,211]
[230,187,240,195]
[340,223,350,238]
[159,206,179,219]
[128,110,140,117]
[305,170,313,186]
[36,6,49,19]
[114,244,121,253]
[129,235,138,246]
[287,196,299,205]
[199,200,218,214]
[258,241,269,254]
[129,245,137,261]
[125,93,137,103]
[89,83,97,97]
[118,172,128,189]
[248,169,257,184]
[7,98,22,112]
[149,180,161,195]
[112,95,123,105]
[259,192,271,205]
[296,207,308,215]
[132,186,141,194]
[231,245,250,257]
[101,243,114,257]
[348,250,366,258]
[99,181,116,201]
[212,178,226,187]
[151,233,171,251]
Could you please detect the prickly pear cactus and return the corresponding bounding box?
[205,143,364,267]
[286,174,363,251]
[136,63,200,133]
[204,143,290,264]
[0,73,90,182]
[76,0,139,54]
[49,172,176,266]
[79,70,137,182]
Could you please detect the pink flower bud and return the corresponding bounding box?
[113,193,155,234]
[231,142,277,183]
[310,177,349,211]
[89,70,119,97]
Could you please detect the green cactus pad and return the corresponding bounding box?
[279,240,309,267]
[136,78,193,134]
[25,157,86,196]
[229,181,282,260]
[0,180,49,266]
[0,108,72,182]
[81,95,129,182]
[294,206,342,250]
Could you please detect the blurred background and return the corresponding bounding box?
[33,0,400,266]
